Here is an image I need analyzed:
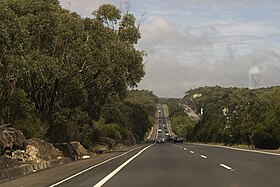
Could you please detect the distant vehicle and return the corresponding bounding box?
[157,137,165,143]
[174,137,184,143]
[166,135,173,142]
[158,129,162,133]
[165,133,170,136]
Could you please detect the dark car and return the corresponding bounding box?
[156,137,165,143]
[173,136,184,143]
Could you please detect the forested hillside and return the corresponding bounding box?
[0,0,156,147]
[184,86,280,149]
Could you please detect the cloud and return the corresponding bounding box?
[59,0,119,17]
[59,0,280,97]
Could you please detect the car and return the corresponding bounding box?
[158,129,162,133]
[173,136,184,143]
[156,137,165,143]
[166,135,173,142]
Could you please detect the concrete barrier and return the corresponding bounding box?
[0,158,72,182]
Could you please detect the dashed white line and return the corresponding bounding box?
[200,155,207,159]
[180,146,183,149]
[192,143,280,156]
[220,164,234,171]
[190,151,194,154]
[183,148,187,151]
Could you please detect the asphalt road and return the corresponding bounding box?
[1,105,280,187]
[98,143,280,187]
[2,142,279,187]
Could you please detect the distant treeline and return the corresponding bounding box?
[0,0,157,147]
[167,86,280,149]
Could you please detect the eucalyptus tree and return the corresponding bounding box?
[0,0,147,143]
[83,4,145,120]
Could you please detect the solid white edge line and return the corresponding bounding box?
[93,143,154,187]
[200,155,207,159]
[49,146,144,187]
[190,143,280,156]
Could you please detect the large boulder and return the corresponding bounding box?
[99,137,116,149]
[27,138,63,162]
[126,133,137,146]
[0,126,27,155]
[53,141,88,160]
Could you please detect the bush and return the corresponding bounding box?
[101,124,122,141]
[251,123,280,149]
[13,118,47,139]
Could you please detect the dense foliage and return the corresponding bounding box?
[0,0,154,147]
[184,86,280,149]
[100,90,157,143]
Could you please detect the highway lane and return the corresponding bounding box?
[2,104,280,187]
[100,143,280,187]
[1,140,280,187]
[180,143,280,186]
[0,146,147,187]
[102,143,234,187]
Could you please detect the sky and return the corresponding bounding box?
[59,0,280,98]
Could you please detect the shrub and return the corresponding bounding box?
[251,123,280,149]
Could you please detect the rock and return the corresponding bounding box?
[53,141,88,160]
[99,137,116,149]
[25,145,43,164]
[0,156,21,170]
[27,138,63,161]
[126,133,136,146]
[0,127,27,155]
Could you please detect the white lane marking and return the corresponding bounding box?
[49,146,144,187]
[200,155,207,159]
[191,143,280,156]
[183,148,187,151]
[93,144,154,187]
[220,164,234,171]
[180,146,182,149]
[190,151,194,154]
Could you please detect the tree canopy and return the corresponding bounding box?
[183,86,280,149]
[0,0,150,147]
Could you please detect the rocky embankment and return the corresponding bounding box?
[0,126,122,182]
